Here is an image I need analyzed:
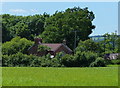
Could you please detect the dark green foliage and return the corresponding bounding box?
[104,59,112,65]
[2,7,95,50]
[76,39,102,54]
[117,55,120,59]
[2,14,17,42]
[2,53,41,67]
[2,14,48,42]
[61,51,98,67]
[75,51,98,67]
[40,7,95,49]
[61,54,75,67]
[40,53,62,67]
[2,52,62,67]
[116,37,120,52]
[89,57,106,67]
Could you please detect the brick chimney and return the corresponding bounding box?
[34,38,42,44]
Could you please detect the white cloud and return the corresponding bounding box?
[30,9,38,12]
[9,9,27,13]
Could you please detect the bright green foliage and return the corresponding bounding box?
[41,7,95,49]
[76,39,102,54]
[99,33,118,54]
[37,45,51,52]
[90,57,106,67]
[2,36,33,55]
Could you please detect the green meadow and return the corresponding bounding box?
[2,67,118,86]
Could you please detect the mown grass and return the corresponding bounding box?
[2,67,118,86]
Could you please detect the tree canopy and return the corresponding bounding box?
[2,14,49,42]
[2,7,95,50]
[40,7,95,50]
[3,7,118,67]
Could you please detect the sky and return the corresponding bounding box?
[1,2,118,36]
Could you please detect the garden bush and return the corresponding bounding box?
[61,51,98,67]
[61,54,76,67]
[89,57,106,67]
[2,52,62,67]
[2,36,33,55]
[75,51,98,67]
[110,59,120,65]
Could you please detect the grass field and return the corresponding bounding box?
[2,67,118,86]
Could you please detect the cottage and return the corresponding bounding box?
[28,38,72,57]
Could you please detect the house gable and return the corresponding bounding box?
[28,38,72,56]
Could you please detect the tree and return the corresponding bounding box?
[76,39,103,55]
[61,51,98,67]
[2,14,49,42]
[2,14,19,42]
[116,37,120,52]
[40,7,95,50]
[2,36,33,55]
[99,33,118,54]
[9,22,31,39]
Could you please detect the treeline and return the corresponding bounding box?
[2,13,49,42]
[2,37,105,67]
[2,7,120,67]
[2,36,120,67]
[2,7,95,49]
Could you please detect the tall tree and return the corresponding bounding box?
[99,33,118,54]
[2,14,49,42]
[40,7,95,50]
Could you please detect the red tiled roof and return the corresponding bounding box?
[41,43,62,51]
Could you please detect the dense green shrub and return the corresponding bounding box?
[2,55,10,67]
[75,51,98,67]
[2,53,37,67]
[110,59,120,65]
[104,59,112,65]
[89,57,106,67]
[76,39,103,54]
[2,37,33,55]
[2,52,62,67]
[61,51,98,67]
[61,54,75,67]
